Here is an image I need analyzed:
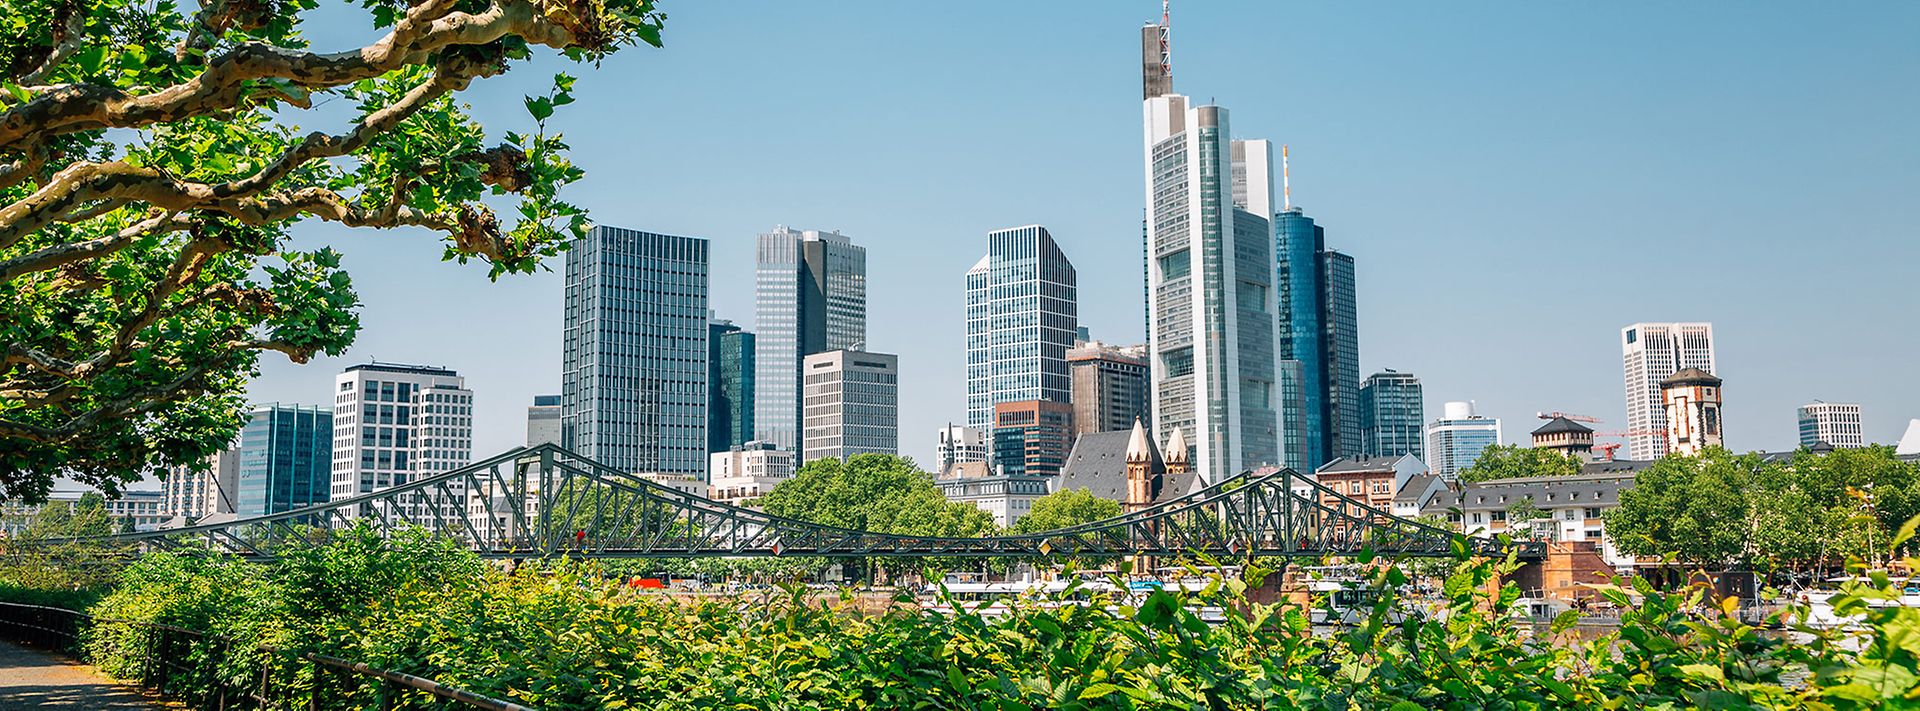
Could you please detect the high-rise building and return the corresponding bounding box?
[1621,322,1716,460]
[755,226,866,454]
[562,226,709,476]
[936,424,988,474]
[526,395,560,447]
[1274,207,1361,471]
[709,319,755,455]
[989,400,1075,478]
[1662,368,1724,456]
[1067,341,1149,437]
[237,403,333,516]
[801,350,898,462]
[1798,402,1864,449]
[1359,370,1424,459]
[331,363,471,500]
[965,225,1078,441]
[1425,401,1500,481]
[161,450,238,523]
[1142,80,1284,483]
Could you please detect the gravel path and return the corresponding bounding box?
[0,641,160,709]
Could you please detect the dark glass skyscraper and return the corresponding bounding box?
[562,226,709,476]
[1275,207,1361,471]
[708,320,755,454]
[1359,370,1424,458]
[236,403,332,516]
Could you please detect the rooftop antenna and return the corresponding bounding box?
[1161,0,1172,77]
[1282,144,1291,210]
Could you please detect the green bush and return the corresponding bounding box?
[10,521,1920,708]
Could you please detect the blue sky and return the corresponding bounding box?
[249,1,1920,470]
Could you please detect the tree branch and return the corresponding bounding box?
[0,0,590,151]
[0,211,192,284]
[15,5,85,86]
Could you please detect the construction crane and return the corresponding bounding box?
[1535,411,1603,424]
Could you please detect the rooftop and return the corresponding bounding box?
[345,361,458,377]
[1531,417,1594,436]
[1660,367,1722,387]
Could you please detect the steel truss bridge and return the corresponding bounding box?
[25,445,1543,561]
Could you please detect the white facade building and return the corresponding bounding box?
[526,394,561,447]
[1798,402,1864,449]
[935,424,988,474]
[161,450,239,524]
[964,225,1078,442]
[801,350,899,463]
[708,442,795,509]
[1621,323,1716,460]
[330,363,472,501]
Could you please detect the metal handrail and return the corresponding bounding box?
[0,601,534,710]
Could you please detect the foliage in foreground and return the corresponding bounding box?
[6,524,1920,709]
[0,0,666,502]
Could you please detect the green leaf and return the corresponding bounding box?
[1078,683,1121,700]
[525,96,554,121]
[1894,514,1920,549]
[76,45,108,75]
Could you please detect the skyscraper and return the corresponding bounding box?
[1142,82,1284,482]
[1425,401,1500,481]
[708,319,755,455]
[801,350,899,462]
[755,227,866,453]
[1067,341,1149,437]
[965,225,1078,438]
[1621,322,1716,460]
[330,363,471,500]
[1359,370,1424,458]
[562,226,709,476]
[1798,401,1864,449]
[1275,207,1361,471]
[526,395,560,447]
[238,403,333,515]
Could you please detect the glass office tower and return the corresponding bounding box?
[1275,208,1360,471]
[708,320,755,454]
[754,227,866,453]
[562,226,710,476]
[1359,370,1424,458]
[965,225,1078,438]
[236,403,333,516]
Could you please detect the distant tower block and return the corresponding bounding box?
[1530,417,1595,460]
[1661,368,1724,456]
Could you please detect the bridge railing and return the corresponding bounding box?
[0,601,533,710]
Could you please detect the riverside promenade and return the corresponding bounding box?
[0,641,159,709]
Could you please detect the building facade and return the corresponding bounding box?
[562,226,709,476]
[708,442,795,509]
[1531,417,1595,460]
[1798,402,1864,449]
[1359,370,1424,458]
[936,424,988,474]
[754,226,866,453]
[1621,322,1716,460]
[1421,469,1641,571]
[237,403,333,516]
[989,400,1074,478]
[331,363,471,500]
[965,225,1078,442]
[709,319,755,454]
[1143,89,1285,483]
[1661,367,1724,456]
[800,350,899,462]
[1425,401,1500,481]
[526,395,561,447]
[1274,207,1361,472]
[1,491,167,534]
[1067,341,1149,437]
[935,466,1051,528]
[161,450,239,523]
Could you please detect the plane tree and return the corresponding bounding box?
[0,0,665,501]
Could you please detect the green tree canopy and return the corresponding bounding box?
[1605,448,1761,569]
[1012,488,1123,536]
[0,0,667,502]
[761,454,994,538]
[1456,444,1584,483]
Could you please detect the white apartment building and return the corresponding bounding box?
[1621,323,1716,460]
[1798,402,1864,449]
[331,362,473,501]
[935,424,987,474]
[161,450,238,523]
[708,442,795,509]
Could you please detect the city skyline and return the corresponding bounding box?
[226,2,1915,480]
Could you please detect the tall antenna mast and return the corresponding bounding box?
[1282,144,1291,210]
[1160,0,1171,78]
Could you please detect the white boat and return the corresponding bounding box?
[1797,576,1920,629]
